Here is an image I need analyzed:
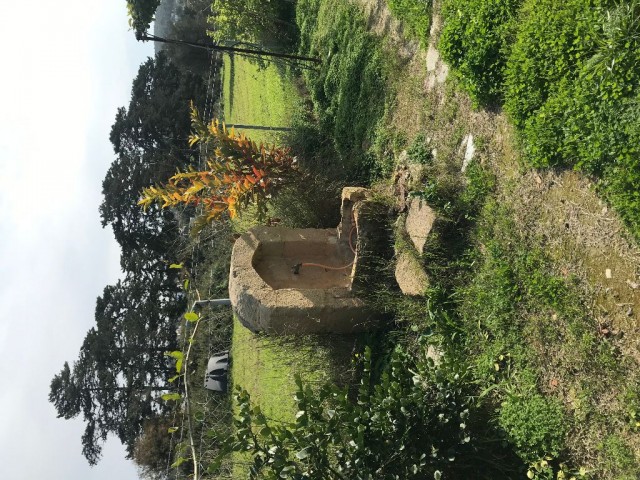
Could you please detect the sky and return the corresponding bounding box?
[0,1,154,478]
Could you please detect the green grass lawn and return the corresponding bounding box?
[230,317,358,422]
[228,319,360,476]
[222,55,297,144]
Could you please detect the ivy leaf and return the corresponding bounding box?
[184,312,199,322]
[165,351,184,373]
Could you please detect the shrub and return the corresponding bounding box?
[406,133,433,165]
[507,0,640,237]
[387,0,433,44]
[499,394,567,463]
[139,104,300,232]
[439,0,640,238]
[212,345,519,478]
[439,0,522,106]
[503,0,602,130]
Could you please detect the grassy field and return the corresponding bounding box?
[219,51,365,477]
[230,317,360,421]
[228,317,361,477]
[221,55,298,144]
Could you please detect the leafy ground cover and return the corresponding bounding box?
[296,0,400,181]
[438,0,640,241]
[386,0,433,45]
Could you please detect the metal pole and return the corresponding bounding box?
[137,33,321,64]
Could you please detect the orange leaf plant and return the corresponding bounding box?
[138,102,298,232]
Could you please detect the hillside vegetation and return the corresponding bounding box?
[438,0,640,240]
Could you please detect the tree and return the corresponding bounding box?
[101,52,205,264]
[49,275,185,464]
[163,0,218,76]
[139,105,300,232]
[208,0,298,48]
[133,417,175,480]
[127,0,162,37]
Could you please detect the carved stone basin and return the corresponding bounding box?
[228,188,379,334]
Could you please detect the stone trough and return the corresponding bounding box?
[229,188,380,334]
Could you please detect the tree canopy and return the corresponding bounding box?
[127,0,162,37]
[101,51,205,265]
[49,276,184,464]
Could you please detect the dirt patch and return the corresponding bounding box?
[503,167,640,362]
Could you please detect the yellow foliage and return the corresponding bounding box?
[137,103,299,232]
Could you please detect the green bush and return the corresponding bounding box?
[503,0,602,130]
[505,0,640,237]
[406,133,433,165]
[499,394,567,463]
[439,0,522,106]
[213,345,522,478]
[439,0,640,239]
[387,0,432,44]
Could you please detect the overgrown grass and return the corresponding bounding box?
[297,0,398,182]
[230,317,360,421]
[455,200,640,476]
[387,0,433,44]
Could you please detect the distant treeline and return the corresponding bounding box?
[49,1,220,466]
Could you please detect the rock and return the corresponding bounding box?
[393,165,411,212]
[229,226,378,334]
[395,251,429,296]
[461,134,475,172]
[405,197,437,254]
[407,163,427,190]
[426,344,443,366]
[393,150,428,207]
[425,43,449,91]
[426,44,439,72]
